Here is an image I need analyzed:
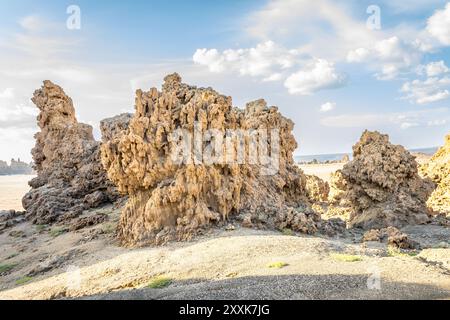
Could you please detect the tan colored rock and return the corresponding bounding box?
[362,226,417,249]
[69,213,107,232]
[328,130,434,229]
[101,73,323,246]
[341,154,350,163]
[420,133,450,216]
[22,81,119,224]
[305,174,329,202]
[100,113,133,142]
[362,229,381,242]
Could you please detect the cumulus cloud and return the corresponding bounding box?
[347,36,422,80]
[245,0,376,61]
[320,102,336,113]
[416,60,449,77]
[193,41,301,79]
[401,77,450,104]
[427,3,450,46]
[284,59,347,95]
[194,41,347,95]
[346,48,370,63]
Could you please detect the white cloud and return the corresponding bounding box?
[193,41,301,79]
[347,36,422,80]
[401,77,450,104]
[0,88,15,99]
[427,3,450,46]
[284,59,347,95]
[193,41,347,95]
[428,119,448,126]
[262,73,283,82]
[0,15,79,59]
[400,122,419,129]
[19,15,47,32]
[416,60,449,77]
[346,48,370,63]
[245,0,376,61]
[320,108,450,128]
[193,48,225,73]
[320,102,336,113]
[0,102,37,129]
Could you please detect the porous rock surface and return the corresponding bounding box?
[362,227,418,249]
[328,130,434,229]
[0,210,25,232]
[420,133,450,216]
[100,113,133,142]
[22,81,121,224]
[101,73,324,246]
[304,175,329,202]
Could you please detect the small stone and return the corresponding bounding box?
[225,224,235,231]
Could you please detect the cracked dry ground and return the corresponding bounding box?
[0,205,449,300]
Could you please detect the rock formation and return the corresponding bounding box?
[101,73,324,246]
[420,133,450,216]
[362,226,418,249]
[0,210,25,233]
[100,113,133,143]
[328,130,434,229]
[304,175,329,202]
[0,159,33,175]
[22,81,121,224]
[0,160,8,174]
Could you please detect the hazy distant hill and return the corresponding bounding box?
[0,159,33,175]
[295,147,438,164]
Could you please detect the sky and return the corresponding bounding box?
[0,0,449,162]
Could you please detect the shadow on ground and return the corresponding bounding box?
[81,274,450,300]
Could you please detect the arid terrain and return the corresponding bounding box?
[0,175,34,211]
[0,164,448,300]
[0,77,448,300]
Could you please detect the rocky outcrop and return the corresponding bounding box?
[304,175,329,202]
[420,133,450,216]
[0,210,25,233]
[328,130,434,229]
[0,159,33,175]
[101,73,323,246]
[22,81,120,224]
[100,113,133,142]
[362,226,418,249]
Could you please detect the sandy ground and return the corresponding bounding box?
[298,163,343,183]
[0,164,448,300]
[0,213,449,300]
[0,175,34,211]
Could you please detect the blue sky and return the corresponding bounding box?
[0,0,449,162]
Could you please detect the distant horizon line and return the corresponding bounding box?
[294,146,439,158]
